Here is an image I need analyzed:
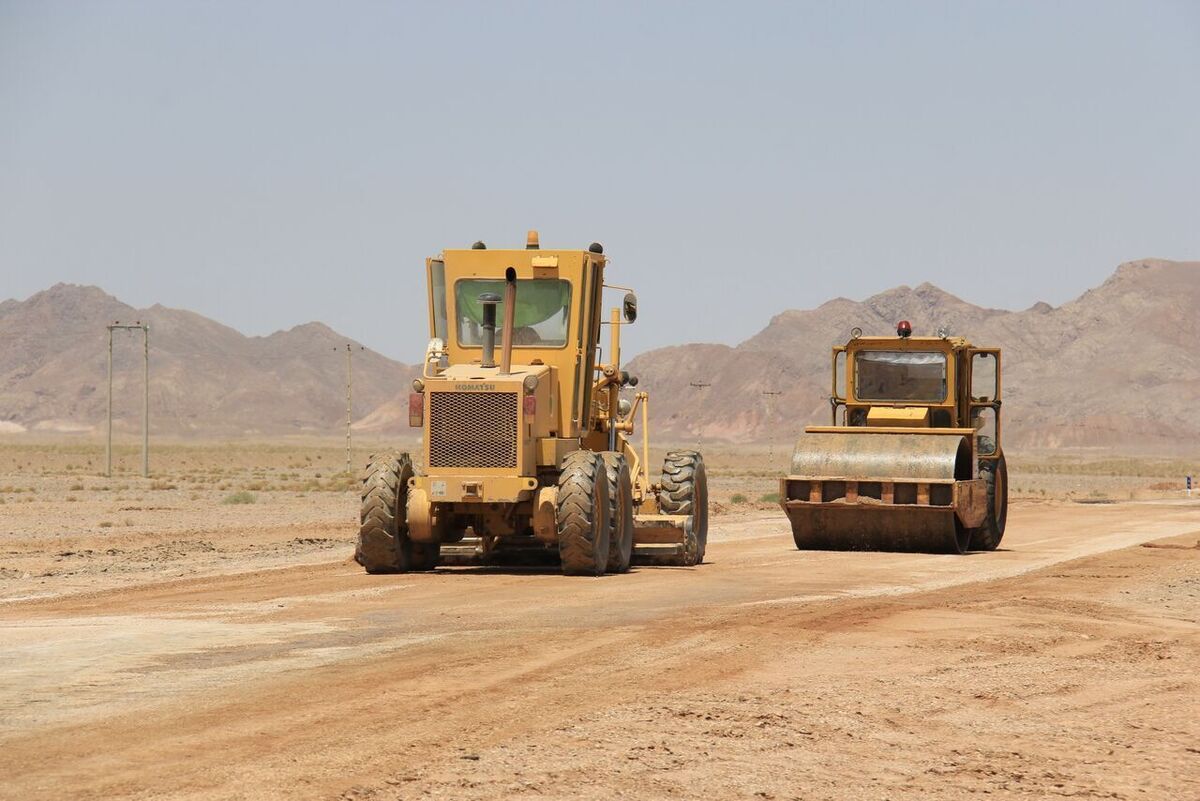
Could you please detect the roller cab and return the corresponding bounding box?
[781,323,1007,554]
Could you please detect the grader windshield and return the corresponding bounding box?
[854,350,947,402]
[454,278,572,348]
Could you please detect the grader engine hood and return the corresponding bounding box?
[416,363,552,503]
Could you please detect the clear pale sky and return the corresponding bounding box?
[2,1,1197,362]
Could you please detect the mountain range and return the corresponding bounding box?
[0,284,415,436]
[626,258,1200,453]
[2,258,1196,453]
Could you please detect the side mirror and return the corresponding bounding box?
[623,292,638,323]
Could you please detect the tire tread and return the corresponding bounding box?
[556,451,610,576]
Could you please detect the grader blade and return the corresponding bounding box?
[780,431,987,554]
[631,514,695,566]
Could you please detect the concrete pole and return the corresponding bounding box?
[142,325,149,478]
[106,322,149,477]
[762,391,782,467]
[689,382,711,449]
[345,344,352,475]
[106,327,113,477]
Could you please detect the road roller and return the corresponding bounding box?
[779,322,1007,553]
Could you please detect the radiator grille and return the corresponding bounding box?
[428,391,519,469]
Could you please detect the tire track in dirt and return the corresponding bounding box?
[0,502,1197,800]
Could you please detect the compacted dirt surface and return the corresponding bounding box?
[1,499,1198,801]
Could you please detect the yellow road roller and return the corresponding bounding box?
[780,322,1007,553]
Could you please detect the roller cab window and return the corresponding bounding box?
[854,351,947,402]
[454,278,572,348]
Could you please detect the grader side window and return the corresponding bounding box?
[430,260,448,341]
[454,279,572,348]
[855,351,947,402]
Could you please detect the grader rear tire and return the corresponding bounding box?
[356,451,438,573]
[659,450,709,565]
[556,451,611,576]
[602,453,634,573]
[972,454,1008,551]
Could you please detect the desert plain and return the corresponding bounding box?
[0,438,1196,801]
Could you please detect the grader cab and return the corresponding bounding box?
[356,231,708,575]
[780,322,1008,554]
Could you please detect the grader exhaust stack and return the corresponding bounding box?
[780,325,1008,554]
[500,268,516,374]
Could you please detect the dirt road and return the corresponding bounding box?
[2,500,1198,800]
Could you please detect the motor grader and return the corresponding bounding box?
[779,322,1007,553]
[355,231,708,575]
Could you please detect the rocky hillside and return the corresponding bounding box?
[4,260,1196,453]
[625,259,1200,454]
[0,284,416,436]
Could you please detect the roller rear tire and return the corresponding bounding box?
[972,453,1008,551]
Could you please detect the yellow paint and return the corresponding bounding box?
[867,406,930,427]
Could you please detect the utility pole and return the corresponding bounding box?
[689,381,711,449]
[761,391,782,467]
[336,344,363,474]
[106,321,150,478]
[143,326,149,478]
[106,328,112,477]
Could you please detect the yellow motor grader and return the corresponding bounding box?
[780,321,1007,554]
[356,231,708,575]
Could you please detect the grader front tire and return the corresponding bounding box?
[556,451,611,576]
[659,450,709,565]
[355,451,438,573]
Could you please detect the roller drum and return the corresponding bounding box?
[783,432,974,554]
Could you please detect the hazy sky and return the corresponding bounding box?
[3,1,1197,362]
